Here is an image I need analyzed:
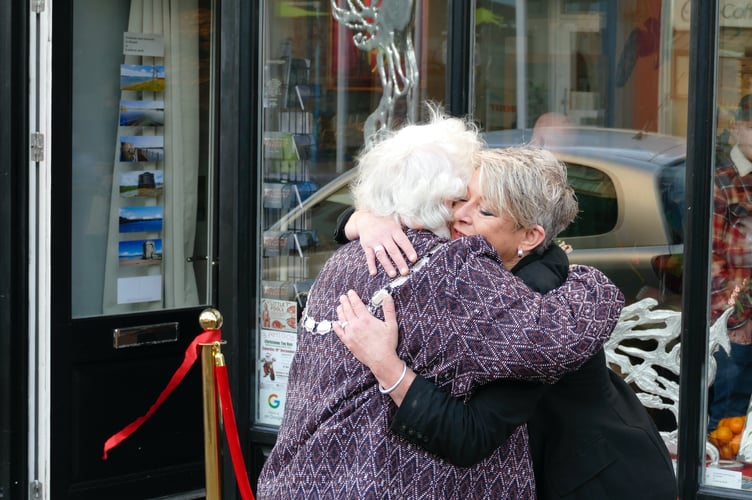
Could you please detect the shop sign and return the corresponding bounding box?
[674,0,752,30]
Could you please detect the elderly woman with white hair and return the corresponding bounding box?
[256,106,624,499]
[334,146,677,499]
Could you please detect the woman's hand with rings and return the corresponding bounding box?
[349,212,417,277]
[365,234,416,278]
[333,290,400,371]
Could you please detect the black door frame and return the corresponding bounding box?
[678,2,738,499]
[216,0,256,495]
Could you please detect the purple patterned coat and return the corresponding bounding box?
[257,230,624,499]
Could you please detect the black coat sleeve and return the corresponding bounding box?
[390,375,548,466]
[333,206,355,244]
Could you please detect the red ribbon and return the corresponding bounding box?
[102,329,221,460]
[215,363,255,500]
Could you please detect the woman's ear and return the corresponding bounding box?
[521,225,546,251]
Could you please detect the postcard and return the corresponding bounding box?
[118,239,163,267]
[119,100,165,127]
[120,170,164,198]
[120,64,166,92]
[119,205,163,234]
[120,135,164,162]
[117,275,162,304]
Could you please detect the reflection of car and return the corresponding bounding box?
[266,169,357,302]
[269,127,686,306]
[485,127,686,306]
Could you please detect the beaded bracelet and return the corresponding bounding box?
[379,361,408,395]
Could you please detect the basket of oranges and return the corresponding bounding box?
[708,416,747,460]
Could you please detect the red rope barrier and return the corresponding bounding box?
[215,361,255,500]
[102,329,221,460]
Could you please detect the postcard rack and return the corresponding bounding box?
[111,38,167,307]
[260,54,319,312]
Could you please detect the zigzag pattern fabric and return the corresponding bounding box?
[258,230,624,499]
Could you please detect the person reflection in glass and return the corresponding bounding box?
[709,94,752,431]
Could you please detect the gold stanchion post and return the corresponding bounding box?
[199,308,224,500]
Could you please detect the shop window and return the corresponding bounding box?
[255,0,447,427]
[70,0,214,317]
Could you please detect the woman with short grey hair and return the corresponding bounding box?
[474,146,577,250]
[336,146,677,499]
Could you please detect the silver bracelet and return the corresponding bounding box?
[379,361,407,395]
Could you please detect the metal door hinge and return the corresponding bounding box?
[31,0,45,13]
[30,480,43,499]
[30,132,44,162]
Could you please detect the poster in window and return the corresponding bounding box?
[260,298,297,331]
[257,328,298,426]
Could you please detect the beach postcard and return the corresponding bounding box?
[119,205,163,233]
[118,239,163,267]
[120,64,166,92]
[120,100,165,126]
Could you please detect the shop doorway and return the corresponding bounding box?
[45,1,219,497]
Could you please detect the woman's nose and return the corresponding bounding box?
[453,201,470,221]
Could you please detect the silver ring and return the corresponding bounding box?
[373,245,385,254]
[339,321,348,329]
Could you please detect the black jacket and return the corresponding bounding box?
[390,247,677,499]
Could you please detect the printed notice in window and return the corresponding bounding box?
[123,32,165,57]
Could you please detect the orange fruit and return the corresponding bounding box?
[721,444,735,460]
[715,426,733,443]
[731,434,742,456]
[729,416,747,435]
[708,430,720,447]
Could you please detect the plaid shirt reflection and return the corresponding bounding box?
[711,146,752,329]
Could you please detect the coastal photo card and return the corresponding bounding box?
[119,100,165,127]
[120,64,166,92]
[120,170,164,198]
[119,205,163,234]
[118,239,163,267]
[120,135,164,162]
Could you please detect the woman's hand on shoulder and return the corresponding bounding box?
[346,211,417,277]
